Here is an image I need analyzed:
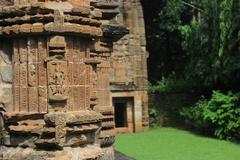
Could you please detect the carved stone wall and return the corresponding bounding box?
[0,0,148,159]
[0,1,127,160]
[110,0,149,132]
[93,0,149,134]
[10,36,96,113]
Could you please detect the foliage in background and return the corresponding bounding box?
[148,76,201,94]
[142,0,240,140]
[149,106,162,127]
[142,0,240,90]
[180,97,210,131]
[179,0,240,87]
[180,91,240,141]
[148,78,171,93]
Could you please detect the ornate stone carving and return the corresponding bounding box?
[0,1,127,159]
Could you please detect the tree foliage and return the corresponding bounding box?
[180,91,240,141]
[142,0,240,90]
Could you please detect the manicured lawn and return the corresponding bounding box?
[115,128,240,160]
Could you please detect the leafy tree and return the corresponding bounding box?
[142,0,240,90]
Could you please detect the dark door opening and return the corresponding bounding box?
[114,103,128,128]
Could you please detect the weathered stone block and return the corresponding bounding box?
[0,65,12,83]
[0,86,13,112]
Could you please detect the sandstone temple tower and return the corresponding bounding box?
[0,0,148,159]
[0,0,129,159]
[96,0,148,133]
[111,0,149,133]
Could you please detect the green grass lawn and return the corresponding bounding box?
[115,128,240,160]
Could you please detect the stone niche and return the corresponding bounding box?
[0,0,128,160]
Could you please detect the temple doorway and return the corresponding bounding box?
[114,102,128,128]
[113,97,134,133]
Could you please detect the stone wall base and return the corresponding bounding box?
[100,146,115,160]
[0,145,103,160]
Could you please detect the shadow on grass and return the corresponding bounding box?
[115,150,136,160]
[169,125,240,145]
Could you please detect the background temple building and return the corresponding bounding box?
[111,0,148,133]
[0,0,148,159]
[96,0,149,134]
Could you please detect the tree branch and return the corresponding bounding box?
[181,1,204,12]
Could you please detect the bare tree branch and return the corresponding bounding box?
[181,1,204,12]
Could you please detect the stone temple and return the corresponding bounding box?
[0,0,148,159]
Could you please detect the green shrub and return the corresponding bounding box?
[203,91,240,140]
[148,78,170,93]
[148,76,202,94]
[180,97,211,131]
[149,106,167,128]
[180,91,240,141]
